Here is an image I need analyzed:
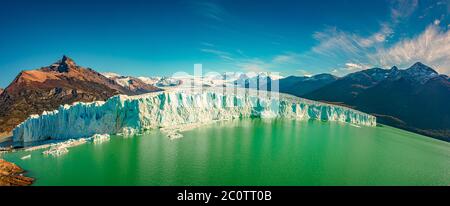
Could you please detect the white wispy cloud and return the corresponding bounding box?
[193,1,227,22]
[200,47,305,74]
[328,62,373,76]
[201,48,234,61]
[390,0,419,23]
[372,24,450,74]
[360,0,418,48]
[306,0,450,75]
[312,0,418,58]
[273,55,292,64]
[296,69,312,77]
[272,52,301,64]
[201,42,215,47]
[434,19,441,25]
[195,0,449,77]
[345,63,366,71]
[359,23,394,47]
[312,27,372,61]
[199,0,449,77]
[310,22,450,76]
[236,58,270,72]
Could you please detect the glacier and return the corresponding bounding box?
[12,88,376,146]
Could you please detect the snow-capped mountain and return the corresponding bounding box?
[137,76,161,85]
[103,73,182,88]
[233,72,283,88]
[101,72,121,79]
[175,72,283,88]
[107,71,283,89]
[100,73,161,93]
[390,62,439,83]
[155,77,182,87]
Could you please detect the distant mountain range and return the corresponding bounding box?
[0,57,448,142]
[294,62,449,141]
[277,74,338,96]
[255,62,448,141]
[0,56,161,136]
[101,73,163,94]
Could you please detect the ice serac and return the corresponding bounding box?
[12,88,376,145]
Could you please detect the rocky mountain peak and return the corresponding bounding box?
[0,56,162,135]
[52,55,77,73]
[407,62,438,75]
[61,55,75,64]
[310,73,338,80]
[403,62,438,83]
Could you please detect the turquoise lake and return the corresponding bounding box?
[3,119,450,186]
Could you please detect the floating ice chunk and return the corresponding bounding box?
[42,139,87,157]
[162,129,183,139]
[25,144,51,152]
[120,127,139,137]
[43,146,68,157]
[92,134,110,144]
[21,154,31,160]
[350,123,361,128]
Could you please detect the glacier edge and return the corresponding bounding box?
[12,88,376,145]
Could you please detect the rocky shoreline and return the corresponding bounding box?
[0,159,34,186]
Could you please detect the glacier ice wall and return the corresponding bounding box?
[12,88,376,145]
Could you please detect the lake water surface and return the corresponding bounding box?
[3,119,450,186]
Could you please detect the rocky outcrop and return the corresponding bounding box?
[0,159,33,186]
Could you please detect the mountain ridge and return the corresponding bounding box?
[277,73,338,96]
[302,62,449,141]
[0,56,161,136]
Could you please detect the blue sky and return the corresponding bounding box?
[0,0,449,87]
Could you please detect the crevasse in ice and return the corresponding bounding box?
[12,88,376,145]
